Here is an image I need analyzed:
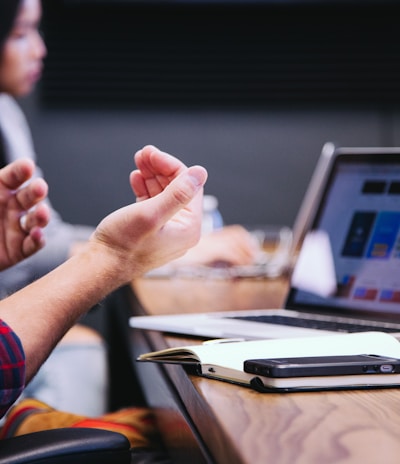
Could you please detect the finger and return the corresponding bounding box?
[134,145,186,179]
[15,178,48,211]
[130,170,164,198]
[0,159,35,190]
[133,146,189,199]
[130,170,149,201]
[130,169,166,201]
[147,165,207,229]
[22,203,50,231]
[22,227,46,257]
[134,146,187,196]
[133,158,168,197]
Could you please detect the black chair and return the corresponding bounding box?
[0,427,131,464]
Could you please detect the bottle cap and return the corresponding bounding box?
[203,195,218,212]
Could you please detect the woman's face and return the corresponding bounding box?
[0,0,46,97]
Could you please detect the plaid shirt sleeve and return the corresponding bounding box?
[0,320,26,419]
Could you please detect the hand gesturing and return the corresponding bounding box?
[0,159,50,270]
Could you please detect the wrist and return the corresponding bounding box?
[76,240,132,291]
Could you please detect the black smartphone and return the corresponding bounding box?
[243,354,400,378]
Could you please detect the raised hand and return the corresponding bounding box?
[0,158,49,270]
[92,145,208,279]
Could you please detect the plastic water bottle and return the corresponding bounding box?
[202,195,224,234]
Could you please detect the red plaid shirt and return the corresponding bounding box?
[0,320,25,419]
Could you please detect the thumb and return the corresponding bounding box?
[151,165,208,224]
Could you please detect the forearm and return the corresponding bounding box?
[0,244,127,382]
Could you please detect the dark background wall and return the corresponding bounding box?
[19,0,400,229]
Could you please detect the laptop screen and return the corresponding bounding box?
[287,149,400,322]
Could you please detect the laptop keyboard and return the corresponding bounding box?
[230,314,400,333]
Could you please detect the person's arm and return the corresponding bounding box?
[0,158,49,270]
[0,146,207,382]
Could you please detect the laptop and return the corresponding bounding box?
[130,145,400,340]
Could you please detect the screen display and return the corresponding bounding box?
[290,152,400,319]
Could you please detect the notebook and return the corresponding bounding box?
[137,332,400,392]
[130,145,400,341]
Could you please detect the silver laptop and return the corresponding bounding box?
[130,145,400,340]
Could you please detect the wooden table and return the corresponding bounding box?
[130,276,400,464]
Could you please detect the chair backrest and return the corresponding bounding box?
[0,427,131,464]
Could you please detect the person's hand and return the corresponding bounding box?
[0,159,49,270]
[175,224,259,267]
[91,146,208,280]
[130,145,189,200]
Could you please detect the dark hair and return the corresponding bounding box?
[0,0,21,49]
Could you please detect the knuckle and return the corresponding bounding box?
[170,178,194,206]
